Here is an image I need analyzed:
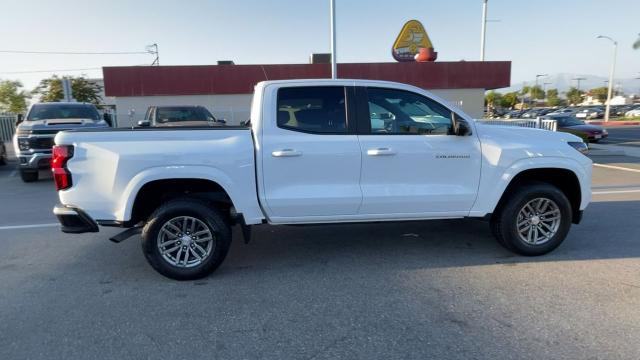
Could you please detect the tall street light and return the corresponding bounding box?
[597,35,617,122]
[480,0,488,61]
[330,0,337,79]
[534,74,547,106]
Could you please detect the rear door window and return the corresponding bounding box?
[277,86,347,134]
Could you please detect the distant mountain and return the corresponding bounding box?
[501,73,640,95]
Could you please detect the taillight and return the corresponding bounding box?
[51,145,74,190]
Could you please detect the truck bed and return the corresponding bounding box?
[54,127,264,225]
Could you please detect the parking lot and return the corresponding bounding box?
[1,137,640,359]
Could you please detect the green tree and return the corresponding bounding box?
[32,75,102,105]
[566,87,584,105]
[589,87,609,103]
[485,90,502,107]
[546,88,564,107]
[500,92,519,108]
[634,34,640,50]
[530,85,544,100]
[0,80,29,113]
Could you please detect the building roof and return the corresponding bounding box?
[103,61,511,97]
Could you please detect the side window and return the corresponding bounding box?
[366,88,453,135]
[277,86,347,133]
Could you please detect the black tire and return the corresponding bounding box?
[20,170,38,182]
[141,198,232,280]
[0,144,6,165]
[490,182,572,256]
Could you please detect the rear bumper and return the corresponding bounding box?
[53,204,99,233]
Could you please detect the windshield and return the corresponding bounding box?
[553,116,585,127]
[156,107,215,123]
[27,104,100,121]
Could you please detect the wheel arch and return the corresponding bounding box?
[118,166,239,225]
[492,167,582,224]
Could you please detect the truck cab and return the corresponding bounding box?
[138,105,225,127]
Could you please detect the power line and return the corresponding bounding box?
[0,67,102,74]
[0,49,149,55]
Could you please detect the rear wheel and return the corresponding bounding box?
[141,198,232,280]
[490,182,572,256]
[20,170,38,182]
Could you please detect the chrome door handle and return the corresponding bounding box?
[272,149,302,157]
[367,147,396,156]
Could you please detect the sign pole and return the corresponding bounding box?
[480,0,488,61]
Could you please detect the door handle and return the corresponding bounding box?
[367,147,396,156]
[272,149,302,157]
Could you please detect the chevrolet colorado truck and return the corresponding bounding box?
[13,102,109,182]
[52,79,592,280]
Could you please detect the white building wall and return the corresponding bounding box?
[112,88,484,127]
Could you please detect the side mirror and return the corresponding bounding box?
[216,118,227,124]
[137,120,151,127]
[455,120,471,136]
[103,113,112,126]
[15,114,23,126]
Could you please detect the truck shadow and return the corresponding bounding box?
[219,200,640,276]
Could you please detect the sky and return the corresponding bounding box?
[0,0,639,90]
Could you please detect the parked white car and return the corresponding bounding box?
[625,109,640,118]
[52,79,592,280]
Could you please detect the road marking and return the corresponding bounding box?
[0,223,59,230]
[593,163,640,174]
[592,189,640,195]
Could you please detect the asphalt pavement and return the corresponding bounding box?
[1,141,640,359]
[600,125,640,147]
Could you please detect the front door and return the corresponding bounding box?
[260,86,362,220]
[356,87,482,216]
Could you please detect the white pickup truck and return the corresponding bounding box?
[52,79,592,280]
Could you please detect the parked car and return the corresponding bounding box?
[545,115,608,142]
[138,106,226,127]
[504,109,526,119]
[0,141,7,165]
[52,79,592,280]
[575,107,604,119]
[12,102,109,182]
[546,108,577,117]
[625,108,640,118]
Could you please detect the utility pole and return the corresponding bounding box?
[597,35,617,122]
[147,43,159,66]
[330,0,337,79]
[572,77,586,91]
[480,0,488,61]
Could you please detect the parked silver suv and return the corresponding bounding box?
[13,102,109,182]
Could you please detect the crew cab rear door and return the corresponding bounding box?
[355,86,481,216]
[259,85,362,220]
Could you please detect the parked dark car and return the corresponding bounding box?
[546,115,608,142]
[138,106,226,127]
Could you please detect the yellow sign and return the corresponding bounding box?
[392,20,437,62]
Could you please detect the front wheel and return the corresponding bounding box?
[491,182,572,256]
[141,199,232,280]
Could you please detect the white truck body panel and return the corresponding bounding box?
[55,79,592,228]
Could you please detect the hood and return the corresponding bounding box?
[475,122,582,143]
[17,118,108,134]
